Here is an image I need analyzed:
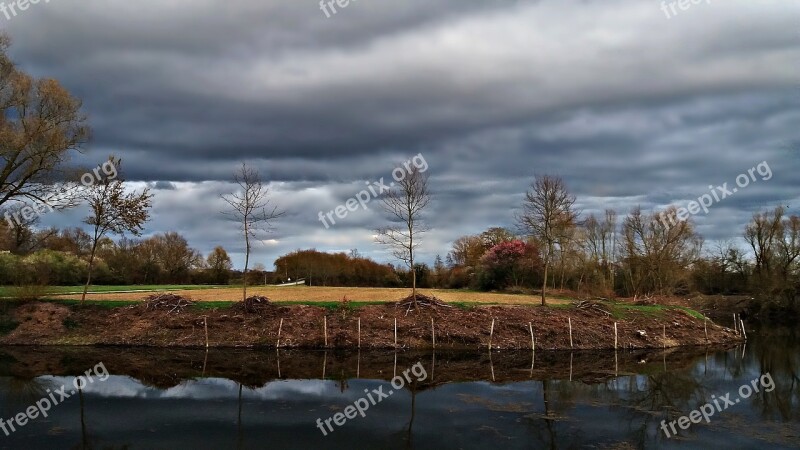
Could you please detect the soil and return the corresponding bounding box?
[0,299,742,350]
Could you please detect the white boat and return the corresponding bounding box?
[269,279,306,287]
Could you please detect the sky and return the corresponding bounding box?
[2,0,799,269]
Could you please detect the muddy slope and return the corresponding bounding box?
[0,301,742,350]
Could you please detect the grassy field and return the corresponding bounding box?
[0,285,226,297]
[41,285,573,305]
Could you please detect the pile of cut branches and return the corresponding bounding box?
[144,293,196,314]
[234,296,272,314]
[395,293,451,313]
[576,300,612,316]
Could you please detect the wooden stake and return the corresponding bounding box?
[529,322,535,351]
[394,318,398,348]
[431,317,436,349]
[568,317,573,349]
[357,317,361,349]
[733,314,738,334]
[704,317,708,342]
[203,316,209,348]
[489,319,495,351]
[740,319,747,340]
[614,322,618,350]
[323,316,328,347]
[276,318,283,348]
[663,324,666,348]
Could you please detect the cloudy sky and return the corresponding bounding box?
[3,0,799,268]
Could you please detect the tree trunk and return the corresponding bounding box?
[409,223,416,304]
[242,226,250,302]
[81,240,99,303]
[541,260,549,306]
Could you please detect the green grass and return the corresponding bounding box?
[45,299,139,308]
[0,285,225,297]
[605,302,705,320]
[671,305,706,320]
[545,302,575,310]
[192,301,235,309]
[190,300,391,310]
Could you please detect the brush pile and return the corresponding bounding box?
[144,293,195,314]
[576,300,612,316]
[234,296,272,314]
[395,293,451,312]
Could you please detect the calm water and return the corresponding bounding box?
[0,327,797,449]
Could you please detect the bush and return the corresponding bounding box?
[9,284,48,301]
[0,252,21,285]
[21,250,87,285]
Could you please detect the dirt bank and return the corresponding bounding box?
[0,300,742,350]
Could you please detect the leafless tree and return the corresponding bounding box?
[582,209,618,292]
[375,167,431,304]
[516,175,577,305]
[222,163,284,301]
[619,207,702,297]
[744,206,784,276]
[81,157,152,302]
[0,34,90,211]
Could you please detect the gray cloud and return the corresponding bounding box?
[13,0,800,267]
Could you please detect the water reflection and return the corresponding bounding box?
[0,328,796,449]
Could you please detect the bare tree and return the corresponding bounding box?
[0,34,90,211]
[744,206,784,276]
[619,207,702,297]
[81,157,152,302]
[582,209,618,292]
[222,163,284,302]
[516,175,577,305]
[375,167,431,304]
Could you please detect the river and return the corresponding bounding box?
[0,326,797,449]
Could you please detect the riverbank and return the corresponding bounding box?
[0,299,742,349]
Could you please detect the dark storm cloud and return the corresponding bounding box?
[11,0,800,267]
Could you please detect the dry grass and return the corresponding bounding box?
[52,286,571,305]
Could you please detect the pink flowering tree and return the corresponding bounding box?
[480,240,540,289]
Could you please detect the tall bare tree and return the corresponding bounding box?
[222,163,284,301]
[375,167,431,304]
[516,175,577,305]
[582,209,618,292]
[81,157,152,302]
[744,206,784,276]
[0,34,90,211]
[619,207,701,297]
